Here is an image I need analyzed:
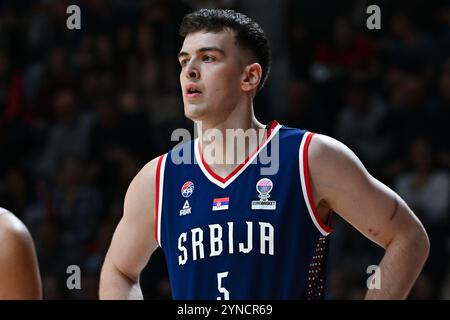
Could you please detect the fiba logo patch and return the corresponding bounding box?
[252,178,276,210]
[181,181,194,198]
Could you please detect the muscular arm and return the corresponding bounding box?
[99,158,160,299]
[308,134,430,299]
[0,209,42,299]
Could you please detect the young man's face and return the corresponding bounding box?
[178,29,247,122]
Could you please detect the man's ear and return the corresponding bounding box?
[241,63,262,92]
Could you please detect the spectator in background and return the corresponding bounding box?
[312,17,376,83]
[395,139,448,225]
[52,157,102,265]
[35,47,74,117]
[0,167,32,216]
[432,58,450,169]
[381,67,436,183]
[288,23,314,80]
[335,80,390,173]
[384,12,437,72]
[309,17,378,136]
[395,138,449,298]
[36,88,92,179]
[87,96,124,209]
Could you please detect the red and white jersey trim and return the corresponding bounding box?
[155,153,168,246]
[299,132,332,236]
[194,121,282,189]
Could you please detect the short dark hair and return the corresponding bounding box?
[179,9,271,91]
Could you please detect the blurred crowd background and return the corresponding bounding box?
[0,0,448,299]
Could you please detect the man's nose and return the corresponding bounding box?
[186,63,200,80]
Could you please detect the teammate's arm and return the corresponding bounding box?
[0,209,42,299]
[308,134,430,299]
[99,158,160,299]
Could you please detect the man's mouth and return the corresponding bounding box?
[187,88,201,94]
[185,86,203,98]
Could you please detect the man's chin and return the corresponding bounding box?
[184,105,207,121]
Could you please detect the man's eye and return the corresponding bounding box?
[202,55,215,62]
[180,59,189,67]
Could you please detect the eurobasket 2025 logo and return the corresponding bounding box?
[251,178,276,210]
[256,178,273,199]
[181,181,194,198]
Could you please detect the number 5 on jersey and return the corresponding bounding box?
[217,272,230,300]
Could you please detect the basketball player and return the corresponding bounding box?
[99,9,429,299]
[0,207,42,299]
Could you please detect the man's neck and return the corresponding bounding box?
[195,103,267,178]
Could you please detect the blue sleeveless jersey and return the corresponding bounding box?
[154,121,332,300]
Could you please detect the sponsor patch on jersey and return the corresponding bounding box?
[179,200,191,216]
[251,178,276,210]
[181,181,194,198]
[212,197,229,211]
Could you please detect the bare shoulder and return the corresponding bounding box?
[0,208,33,246]
[101,156,164,283]
[308,133,363,169]
[0,208,42,299]
[306,133,373,209]
[308,133,369,184]
[122,155,164,223]
[124,156,165,235]
[136,156,162,186]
